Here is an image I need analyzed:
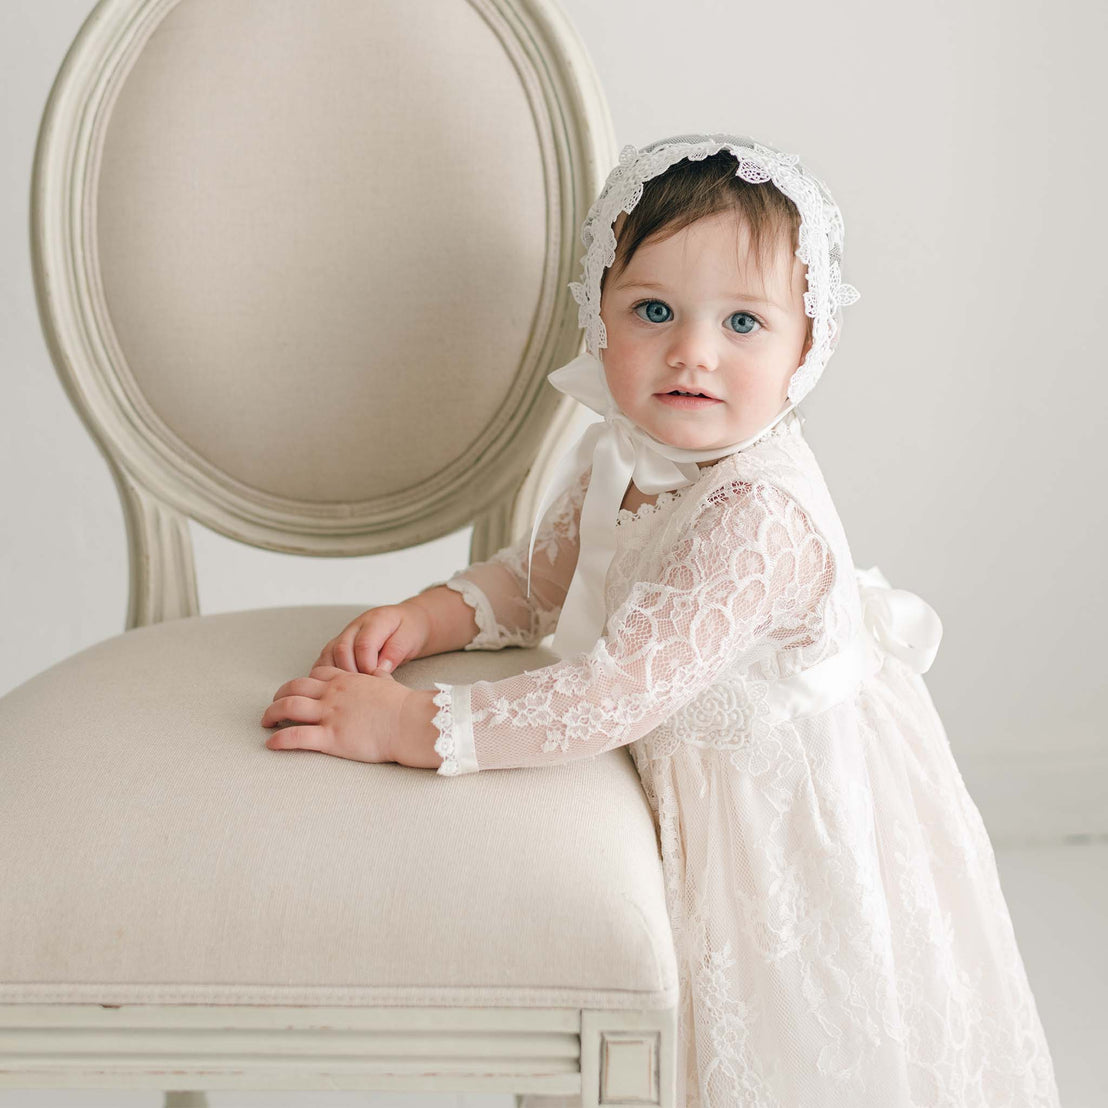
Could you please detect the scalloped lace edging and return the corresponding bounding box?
[443,576,505,650]
[431,682,459,776]
[616,486,685,527]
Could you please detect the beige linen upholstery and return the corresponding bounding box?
[2,0,680,1103]
[0,607,676,1008]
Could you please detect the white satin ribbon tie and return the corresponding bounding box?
[525,351,796,660]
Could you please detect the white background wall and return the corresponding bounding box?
[2,0,1106,845]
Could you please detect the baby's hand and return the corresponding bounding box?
[315,603,431,675]
[261,664,408,764]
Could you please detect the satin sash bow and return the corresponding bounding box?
[526,352,795,659]
[855,564,943,675]
[760,565,943,723]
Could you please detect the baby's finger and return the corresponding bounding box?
[269,676,327,702]
[261,694,325,729]
[332,631,359,672]
[352,630,383,674]
[265,724,331,754]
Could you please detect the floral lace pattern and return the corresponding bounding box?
[663,676,774,766]
[438,468,832,774]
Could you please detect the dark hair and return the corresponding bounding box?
[601,151,809,335]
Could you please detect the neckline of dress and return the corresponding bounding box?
[614,409,800,527]
[615,485,689,527]
[614,446,737,527]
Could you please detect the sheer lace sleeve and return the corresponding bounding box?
[421,466,590,652]
[431,478,834,775]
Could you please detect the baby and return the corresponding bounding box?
[262,136,1061,1107]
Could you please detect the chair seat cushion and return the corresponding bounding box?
[0,606,676,1009]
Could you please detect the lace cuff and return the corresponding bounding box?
[442,577,502,650]
[443,575,537,651]
[431,682,479,776]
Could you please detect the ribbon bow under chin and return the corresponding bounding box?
[855,565,943,674]
[526,351,793,660]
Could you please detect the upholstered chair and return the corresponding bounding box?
[0,1,679,1105]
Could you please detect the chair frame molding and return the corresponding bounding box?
[30,0,616,629]
[0,1003,678,1106]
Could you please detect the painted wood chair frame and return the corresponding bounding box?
[0,1,680,1105]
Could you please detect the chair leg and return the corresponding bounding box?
[165,1093,209,1108]
[580,1008,677,1107]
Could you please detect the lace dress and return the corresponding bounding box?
[425,411,1061,1108]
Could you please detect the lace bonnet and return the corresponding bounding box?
[570,132,860,404]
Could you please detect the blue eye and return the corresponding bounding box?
[633,300,673,324]
[728,311,761,335]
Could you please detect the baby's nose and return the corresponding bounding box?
[666,321,719,370]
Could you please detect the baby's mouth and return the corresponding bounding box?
[656,390,722,402]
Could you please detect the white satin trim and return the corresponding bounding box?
[855,564,943,675]
[762,564,943,723]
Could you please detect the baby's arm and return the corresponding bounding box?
[400,584,481,658]
[318,467,588,674]
[417,465,590,653]
[431,479,834,775]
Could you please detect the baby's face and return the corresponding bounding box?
[598,208,811,458]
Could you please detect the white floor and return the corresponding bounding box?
[0,839,1101,1108]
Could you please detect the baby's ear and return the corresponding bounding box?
[799,329,814,362]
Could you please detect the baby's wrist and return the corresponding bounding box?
[395,687,444,770]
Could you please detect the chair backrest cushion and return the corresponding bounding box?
[97,1,544,500]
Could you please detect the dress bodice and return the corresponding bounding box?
[604,408,863,688]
